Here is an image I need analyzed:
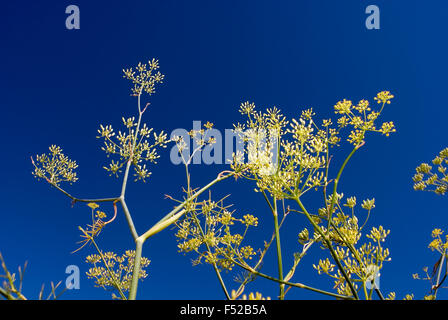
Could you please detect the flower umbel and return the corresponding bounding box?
[413,147,448,195]
[31,145,78,186]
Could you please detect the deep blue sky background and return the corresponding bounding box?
[1,1,448,300]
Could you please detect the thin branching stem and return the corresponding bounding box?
[119,198,138,241]
[127,171,235,299]
[327,142,364,226]
[50,183,119,204]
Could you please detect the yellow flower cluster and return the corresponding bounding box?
[312,193,391,297]
[85,250,150,295]
[239,292,271,300]
[172,122,218,165]
[31,145,78,186]
[374,91,394,104]
[334,91,396,144]
[97,116,169,181]
[175,195,258,271]
[428,228,448,252]
[413,147,448,195]
[412,228,448,299]
[122,59,164,96]
[229,92,396,200]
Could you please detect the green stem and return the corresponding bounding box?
[141,210,186,240]
[128,237,143,300]
[273,199,285,300]
[119,198,138,241]
[151,171,235,230]
[119,85,146,240]
[284,240,314,283]
[234,212,289,298]
[120,158,133,198]
[375,288,385,300]
[368,287,374,300]
[434,250,446,298]
[261,190,274,213]
[50,183,119,204]
[0,287,13,300]
[327,142,364,229]
[211,262,231,300]
[363,282,369,300]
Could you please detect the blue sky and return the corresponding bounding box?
[1,1,448,299]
